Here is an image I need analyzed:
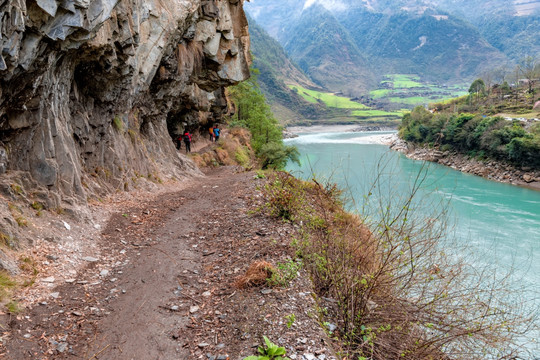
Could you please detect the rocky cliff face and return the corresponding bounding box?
[0,0,250,199]
[0,0,250,268]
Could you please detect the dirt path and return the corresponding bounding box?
[2,167,336,360]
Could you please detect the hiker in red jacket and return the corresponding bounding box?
[183,131,192,153]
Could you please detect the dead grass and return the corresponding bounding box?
[235,260,275,289]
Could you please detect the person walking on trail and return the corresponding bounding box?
[176,134,182,150]
[208,126,214,142]
[183,130,192,153]
[213,125,220,142]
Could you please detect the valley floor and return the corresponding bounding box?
[1,166,335,359]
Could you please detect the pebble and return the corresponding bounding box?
[50,292,60,299]
[83,256,99,262]
[325,323,337,332]
[57,342,68,353]
[190,305,200,313]
[261,289,273,295]
[100,270,109,276]
[65,279,76,283]
[198,342,210,348]
[41,277,55,283]
[62,221,71,230]
[23,334,31,339]
[171,305,179,311]
[202,291,211,297]
[304,354,315,360]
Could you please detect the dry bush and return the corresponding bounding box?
[235,260,275,289]
[228,128,252,147]
[215,148,233,165]
[261,165,538,359]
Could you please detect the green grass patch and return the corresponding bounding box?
[0,271,17,301]
[288,85,368,109]
[370,89,391,98]
[383,74,424,88]
[352,109,403,118]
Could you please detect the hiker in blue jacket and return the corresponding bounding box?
[213,125,220,142]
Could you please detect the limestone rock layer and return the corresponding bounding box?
[0,0,250,203]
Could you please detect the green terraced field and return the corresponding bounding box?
[371,74,468,107]
[351,109,403,118]
[382,74,424,88]
[288,85,369,109]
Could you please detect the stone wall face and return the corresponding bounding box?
[0,0,250,204]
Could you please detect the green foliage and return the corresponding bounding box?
[235,146,250,168]
[229,70,300,170]
[10,183,24,196]
[243,336,290,360]
[113,116,123,131]
[399,106,540,167]
[263,172,308,221]
[259,143,300,170]
[6,300,22,314]
[31,202,43,211]
[267,259,302,287]
[469,78,486,95]
[285,314,296,329]
[0,271,16,302]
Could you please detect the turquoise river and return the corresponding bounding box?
[285,130,540,354]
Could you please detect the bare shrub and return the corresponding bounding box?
[262,163,538,359]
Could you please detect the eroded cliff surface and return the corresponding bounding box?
[0,0,250,270]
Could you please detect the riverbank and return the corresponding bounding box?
[389,135,540,191]
[285,124,397,137]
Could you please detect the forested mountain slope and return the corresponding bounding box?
[282,4,376,95]
[249,16,326,123]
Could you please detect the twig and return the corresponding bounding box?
[136,298,148,312]
[183,293,202,304]
[153,247,178,265]
[88,344,110,360]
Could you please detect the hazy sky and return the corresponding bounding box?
[303,0,349,11]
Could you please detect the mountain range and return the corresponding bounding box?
[245,0,540,99]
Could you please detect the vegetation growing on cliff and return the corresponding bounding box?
[228,70,299,169]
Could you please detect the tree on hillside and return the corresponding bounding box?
[468,78,485,103]
[519,56,540,106]
[480,70,494,95]
[228,68,299,169]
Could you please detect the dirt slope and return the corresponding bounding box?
[2,166,336,360]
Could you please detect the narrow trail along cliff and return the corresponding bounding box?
[2,166,336,360]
